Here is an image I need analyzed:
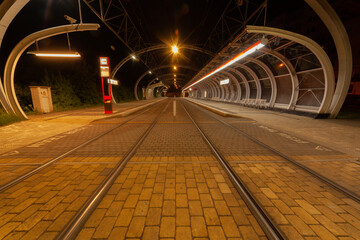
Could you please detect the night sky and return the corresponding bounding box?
[1,0,359,92]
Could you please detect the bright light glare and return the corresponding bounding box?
[30,52,81,58]
[172,45,179,54]
[173,66,177,70]
[131,55,137,60]
[149,71,152,74]
[183,39,267,91]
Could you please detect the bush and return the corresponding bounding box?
[0,110,22,126]
[41,71,82,110]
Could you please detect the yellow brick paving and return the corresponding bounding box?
[0,162,116,239]
[229,158,360,239]
[0,158,52,186]
[78,159,266,240]
[298,160,360,196]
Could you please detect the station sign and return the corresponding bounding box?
[220,79,230,85]
[109,79,119,85]
[99,57,112,114]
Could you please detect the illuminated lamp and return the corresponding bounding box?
[183,38,267,91]
[28,51,80,58]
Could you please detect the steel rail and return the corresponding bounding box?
[181,101,285,240]
[56,100,169,240]
[0,100,165,193]
[186,100,360,203]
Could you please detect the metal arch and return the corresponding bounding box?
[201,80,217,100]
[146,82,165,99]
[196,82,207,99]
[111,44,214,79]
[201,82,213,99]
[209,79,220,99]
[0,0,30,113]
[246,57,277,107]
[234,63,262,99]
[305,0,352,118]
[226,71,242,102]
[246,25,334,113]
[260,47,299,110]
[134,65,197,100]
[146,73,191,89]
[216,72,241,102]
[226,68,251,100]
[3,24,100,119]
[209,77,225,101]
[207,78,221,99]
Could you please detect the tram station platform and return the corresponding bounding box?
[0,97,359,240]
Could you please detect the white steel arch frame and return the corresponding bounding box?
[260,47,299,110]
[246,25,335,113]
[134,65,197,100]
[0,0,30,113]
[3,24,100,119]
[111,44,214,79]
[184,24,340,116]
[247,56,277,107]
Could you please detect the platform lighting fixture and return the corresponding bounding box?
[131,55,137,60]
[183,38,268,91]
[279,63,284,67]
[28,51,81,58]
[28,32,81,58]
[149,70,152,74]
[173,66,177,70]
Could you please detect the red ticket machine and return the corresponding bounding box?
[99,57,112,114]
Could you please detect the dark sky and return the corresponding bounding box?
[1,0,359,90]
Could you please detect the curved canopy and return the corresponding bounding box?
[184,25,338,116]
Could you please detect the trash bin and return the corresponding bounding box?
[29,86,53,113]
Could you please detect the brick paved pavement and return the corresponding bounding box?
[184,100,360,239]
[0,98,163,155]
[1,98,360,239]
[78,99,266,239]
[0,101,166,239]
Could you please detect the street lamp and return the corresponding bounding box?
[172,45,179,54]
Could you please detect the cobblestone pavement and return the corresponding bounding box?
[0,98,360,239]
[0,98,163,155]
[0,101,167,239]
[184,100,360,239]
[186,98,360,158]
[78,98,266,240]
[187,100,360,197]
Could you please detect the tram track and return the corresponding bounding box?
[181,99,360,240]
[56,100,169,240]
[184,99,360,203]
[181,101,285,240]
[0,100,165,194]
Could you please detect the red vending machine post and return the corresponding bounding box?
[99,57,113,114]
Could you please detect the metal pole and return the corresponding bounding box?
[78,0,83,24]
[173,96,176,118]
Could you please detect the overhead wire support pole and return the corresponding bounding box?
[81,0,159,73]
[78,0,83,24]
